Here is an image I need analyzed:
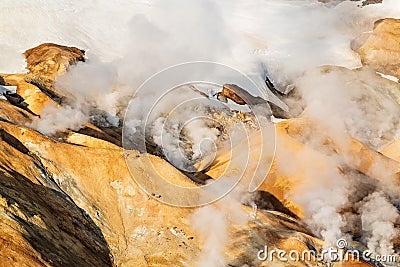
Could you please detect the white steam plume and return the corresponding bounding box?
[1,0,398,135]
[191,205,229,267]
[30,104,88,135]
[296,67,400,150]
[190,182,249,267]
[276,137,351,247]
[360,192,399,256]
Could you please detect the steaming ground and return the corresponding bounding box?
[2,0,400,266]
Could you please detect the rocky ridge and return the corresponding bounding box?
[0,17,399,267]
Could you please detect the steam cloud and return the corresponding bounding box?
[1,0,400,265]
[360,192,399,255]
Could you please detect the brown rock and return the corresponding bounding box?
[356,18,400,79]
[24,43,85,82]
[380,138,400,162]
[218,84,267,105]
[0,73,54,115]
[23,43,85,99]
[0,43,85,116]
[0,99,35,124]
[0,125,113,267]
[0,118,330,266]
[218,84,247,105]
[0,171,113,267]
[0,96,387,267]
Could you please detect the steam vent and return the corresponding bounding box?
[0,0,400,266]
